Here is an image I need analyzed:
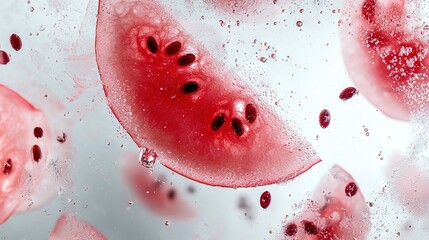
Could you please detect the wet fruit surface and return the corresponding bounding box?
[49,213,107,240]
[0,84,51,224]
[95,0,320,188]
[122,152,195,218]
[341,0,429,120]
[281,165,371,239]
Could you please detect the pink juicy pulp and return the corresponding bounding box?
[122,153,195,218]
[281,165,371,240]
[0,84,50,224]
[95,0,320,187]
[341,0,429,121]
[49,213,107,240]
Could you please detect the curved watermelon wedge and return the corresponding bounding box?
[95,0,320,188]
[340,0,429,121]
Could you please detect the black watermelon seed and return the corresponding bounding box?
[32,145,42,162]
[211,114,225,131]
[182,81,199,94]
[165,41,181,55]
[34,127,43,138]
[303,221,318,235]
[147,36,158,54]
[3,159,12,175]
[231,118,244,136]
[245,104,257,123]
[178,54,196,66]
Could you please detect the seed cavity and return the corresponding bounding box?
[245,104,257,123]
[178,53,196,66]
[182,81,199,94]
[3,159,12,175]
[231,118,244,136]
[165,41,181,55]
[34,127,43,138]
[211,114,225,131]
[32,145,42,162]
[147,36,158,54]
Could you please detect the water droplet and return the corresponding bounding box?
[139,147,158,168]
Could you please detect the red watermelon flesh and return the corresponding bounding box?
[0,84,51,223]
[95,0,320,187]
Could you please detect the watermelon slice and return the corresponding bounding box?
[340,0,429,121]
[95,0,320,188]
[280,165,371,239]
[122,152,195,218]
[49,213,107,240]
[0,84,52,224]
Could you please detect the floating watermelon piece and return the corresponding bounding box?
[280,165,371,239]
[122,152,195,218]
[49,213,107,240]
[0,84,52,224]
[340,0,429,121]
[95,0,320,188]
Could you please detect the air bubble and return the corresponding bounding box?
[139,147,158,168]
[296,21,303,27]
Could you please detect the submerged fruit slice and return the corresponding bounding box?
[122,152,195,218]
[281,165,371,239]
[0,84,51,224]
[95,0,320,187]
[49,213,107,240]
[341,0,429,121]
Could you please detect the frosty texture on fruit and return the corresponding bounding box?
[122,152,195,218]
[95,0,320,187]
[49,213,107,240]
[281,165,371,239]
[0,84,51,224]
[341,0,429,121]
